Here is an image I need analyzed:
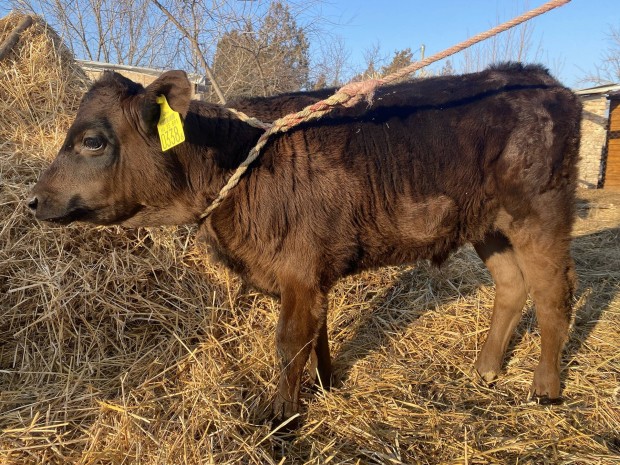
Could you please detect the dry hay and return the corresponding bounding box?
[0,12,619,464]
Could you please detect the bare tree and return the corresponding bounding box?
[349,42,388,82]
[11,0,176,68]
[459,15,543,74]
[10,0,354,100]
[149,0,226,103]
[309,35,350,89]
[581,24,620,85]
[144,0,326,100]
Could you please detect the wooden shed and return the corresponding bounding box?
[574,84,620,189]
[605,91,620,190]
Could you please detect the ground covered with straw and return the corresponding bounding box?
[1,12,619,465]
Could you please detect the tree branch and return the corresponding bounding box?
[150,0,226,104]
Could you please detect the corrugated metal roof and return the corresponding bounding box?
[76,60,206,85]
[574,83,620,96]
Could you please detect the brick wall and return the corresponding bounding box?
[578,95,609,188]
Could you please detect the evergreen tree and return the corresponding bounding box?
[439,60,455,76]
[212,1,309,98]
[380,47,414,79]
[353,47,416,83]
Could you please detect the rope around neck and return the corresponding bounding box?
[199,0,571,221]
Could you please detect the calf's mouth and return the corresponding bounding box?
[27,194,94,225]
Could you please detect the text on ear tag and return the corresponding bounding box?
[156,95,185,151]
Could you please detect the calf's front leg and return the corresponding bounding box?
[308,317,332,390]
[273,280,328,422]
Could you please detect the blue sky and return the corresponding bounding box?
[315,0,620,88]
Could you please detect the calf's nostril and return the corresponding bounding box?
[27,197,38,210]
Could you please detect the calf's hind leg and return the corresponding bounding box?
[510,235,575,401]
[473,232,528,383]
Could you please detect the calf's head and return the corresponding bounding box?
[29,70,194,226]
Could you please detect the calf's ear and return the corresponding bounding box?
[141,70,193,132]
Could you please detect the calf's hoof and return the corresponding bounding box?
[530,366,562,404]
[308,373,332,393]
[528,394,563,405]
[474,357,500,384]
[270,397,301,434]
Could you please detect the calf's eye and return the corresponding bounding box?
[83,136,104,151]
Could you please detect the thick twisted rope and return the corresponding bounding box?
[199,0,570,220]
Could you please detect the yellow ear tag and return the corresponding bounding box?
[156,95,185,151]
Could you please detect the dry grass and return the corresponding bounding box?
[1,12,619,464]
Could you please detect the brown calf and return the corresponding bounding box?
[29,63,581,422]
